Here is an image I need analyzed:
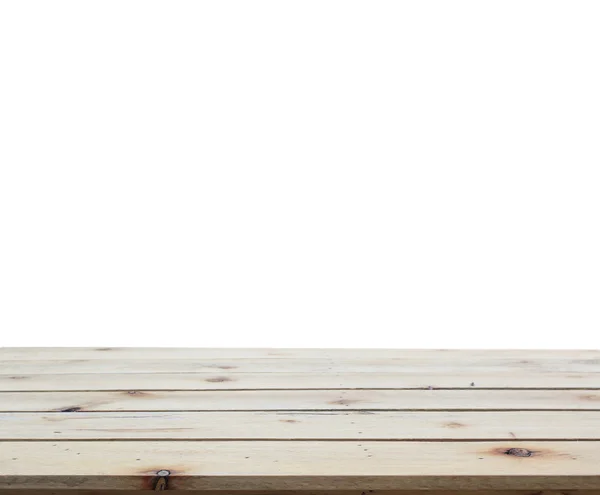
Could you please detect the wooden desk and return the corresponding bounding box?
[1,348,599,493]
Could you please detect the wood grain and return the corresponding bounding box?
[2,411,600,440]
[2,492,600,495]
[2,347,599,360]
[2,357,600,374]
[4,492,600,495]
[1,389,599,412]
[2,441,600,490]
[1,371,598,391]
[2,348,599,492]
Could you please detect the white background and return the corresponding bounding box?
[1,1,599,348]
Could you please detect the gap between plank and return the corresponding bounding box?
[5,408,600,413]
[3,438,600,442]
[3,387,600,392]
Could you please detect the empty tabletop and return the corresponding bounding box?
[1,348,600,492]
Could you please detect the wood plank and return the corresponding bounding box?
[11,489,585,494]
[3,492,600,495]
[2,371,598,391]
[2,441,600,490]
[1,389,599,412]
[2,347,599,360]
[3,357,600,374]
[2,411,600,440]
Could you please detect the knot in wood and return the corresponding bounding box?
[505,448,532,457]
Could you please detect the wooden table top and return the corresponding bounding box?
[1,348,600,493]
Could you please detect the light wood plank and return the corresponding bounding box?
[1,389,599,412]
[2,411,600,440]
[2,347,599,360]
[1,371,598,391]
[2,441,600,490]
[3,357,600,374]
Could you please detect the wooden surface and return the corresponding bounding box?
[1,348,600,492]
[4,492,600,495]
